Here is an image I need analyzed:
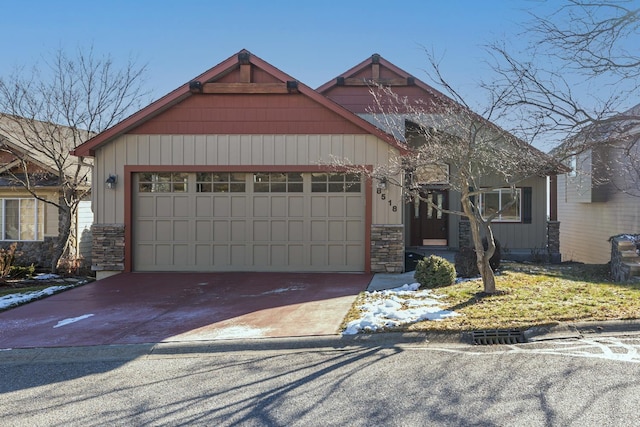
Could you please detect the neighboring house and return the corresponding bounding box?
[557,104,640,264]
[72,50,559,279]
[0,114,93,269]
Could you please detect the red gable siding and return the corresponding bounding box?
[73,50,405,157]
[319,55,448,115]
[323,84,443,115]
[130,93,369,135]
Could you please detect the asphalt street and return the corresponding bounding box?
[1,334,640,426]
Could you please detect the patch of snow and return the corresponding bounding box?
[261,286,304,295]
[34,273,60,281]
[343,282,459,335]
[53,314,95,328]
[0,285,71,310]
[210,325,269,339]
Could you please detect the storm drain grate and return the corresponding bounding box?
[472,329,525,345]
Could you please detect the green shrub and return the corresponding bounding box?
[413,255,456,289]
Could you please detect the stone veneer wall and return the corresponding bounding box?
[370,225,404,273]
[547,221,561,263]
[610,236,640,282]
[0,237,55,268]
[459,220,471,248]
[92,224,125,272]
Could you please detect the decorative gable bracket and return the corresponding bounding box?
[336,76,415,87]
[188,80,300,94]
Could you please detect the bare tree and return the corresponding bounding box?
[486,0,640,193]
[0,47,147,272]
[334,59,561,294]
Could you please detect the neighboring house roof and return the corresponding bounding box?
[72,49,407,157]
[555,103,640,156]
[0,113,93,187]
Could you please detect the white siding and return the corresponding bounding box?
[558,174,640,264]
[76,200,93,262]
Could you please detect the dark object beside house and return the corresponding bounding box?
[455,238,502,278]
[405,252,422,272]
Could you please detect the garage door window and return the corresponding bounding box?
[196,172,246,193]
[311,173,361,192]
[138,173,188,192]
[253,173,303,192]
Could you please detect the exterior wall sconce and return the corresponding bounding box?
[377,177,387,190]
[106,174,118,189]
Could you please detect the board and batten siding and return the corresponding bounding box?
[93,133,402,226]
[558,174,640,264]
[446,176,548,250]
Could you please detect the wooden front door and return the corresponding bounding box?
[410,190,448,246]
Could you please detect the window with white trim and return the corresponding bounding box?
[479,188,521,222]
[0,198,44,241]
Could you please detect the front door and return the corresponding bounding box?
[410,190,448,246]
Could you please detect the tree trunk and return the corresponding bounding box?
[480,253,497,294]
[462,195,499,294]
[51,204,72,273]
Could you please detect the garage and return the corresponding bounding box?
[75,50,406,278]
[133,171,366,272]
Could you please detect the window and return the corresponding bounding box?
[253,173,303,192]
[414,164,449,184]
[138,173,188,193]
[0,198,44,241]
[567,155,577,177]
[311,173,361,192]
[196,173,246,193]
[479,188,521,222]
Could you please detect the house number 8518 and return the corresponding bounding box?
[376,189,397,211]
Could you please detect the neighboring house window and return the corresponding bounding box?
[567,155,577,177]
[414,163,449,184]
[479,188,522,222]
[311,173,361,192]
[138,173,188,192]
[196,173,246,192]
[0,198,44,241]
[254,173,303,192]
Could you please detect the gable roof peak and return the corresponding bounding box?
[72,49,406,157]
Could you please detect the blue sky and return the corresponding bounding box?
[0,0,555,110]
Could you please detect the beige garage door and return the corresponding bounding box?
[133,172,365,272]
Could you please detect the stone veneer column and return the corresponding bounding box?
[546,220,561,263]
[610,236,640,282]
[92,224,125,279]
[458,220,471,248]
[370,225,404,273]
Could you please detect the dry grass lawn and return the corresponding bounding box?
[344,262,640,332]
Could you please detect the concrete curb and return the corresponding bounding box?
[524,320,640,342]
[1,321,639,364]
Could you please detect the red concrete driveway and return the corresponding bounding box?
[0,272,372,349]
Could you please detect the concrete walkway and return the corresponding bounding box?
[368,248,456,291]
